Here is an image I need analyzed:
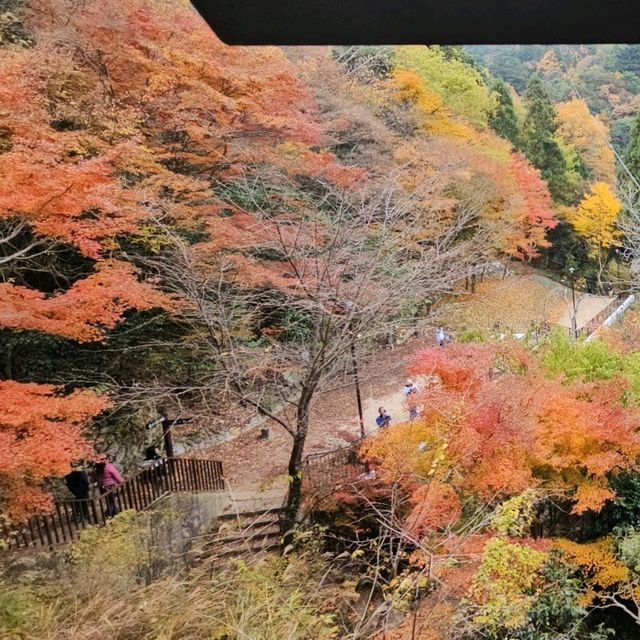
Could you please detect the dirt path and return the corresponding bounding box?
[440,273,617,335]
[531,274,616,331]
[198,338,429,491]
[556,294,616,330]
[194,274,621,496]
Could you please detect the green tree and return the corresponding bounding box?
[396,45,491,127]
[521,75,571,202]
[614,45,640,75]
[488,79,519,146]
[623,108,640,182]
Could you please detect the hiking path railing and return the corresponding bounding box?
[1,457,223,553]
[301,441,366,488]
[570,294,628,338]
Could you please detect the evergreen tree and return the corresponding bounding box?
[623,108,640,182]
[521,74,571,202]
[614,44,640,75]
[488,79,519,146]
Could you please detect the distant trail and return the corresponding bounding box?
[198,336,429,491]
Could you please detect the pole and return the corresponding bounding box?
[161,416,175,459]
[570,270,577,339]
[350,338,365,440]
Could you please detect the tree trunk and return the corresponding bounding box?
[3,339,12,379]
[283,387,314,530]
[283,434,307,538]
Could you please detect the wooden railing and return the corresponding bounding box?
[571,294,627,338]
[302,442,365,488]
[1,457,224,553]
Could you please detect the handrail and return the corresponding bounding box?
[569,293,627,338]
[0,457,224,553]
[301,441,365,487]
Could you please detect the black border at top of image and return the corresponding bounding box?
[191,0,640,46]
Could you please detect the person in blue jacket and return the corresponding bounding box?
[376,407,391,429]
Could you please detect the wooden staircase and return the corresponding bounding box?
[198,507,283,567]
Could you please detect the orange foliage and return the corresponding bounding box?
[0,262,170,342]
[0,381,108,519]
[364,343,640,520]
[505,154,558,260]
[404,482,461,539]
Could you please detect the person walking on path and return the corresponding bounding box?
[376,407,391,429]
[95,457,124,518]
[403,379,419,420]
[65,464,90,522]
[402,379,418,398]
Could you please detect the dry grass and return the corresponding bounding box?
[1,558,342,640]
[0,514,343,640]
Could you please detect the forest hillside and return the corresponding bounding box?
[4,1,640,639]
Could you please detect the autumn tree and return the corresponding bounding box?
[504,153,557,260]
[556,99,616,184]
[0,381,108,519]
[364,342,640,521]
[158,169,491,521]
[395,46,491,127]
[570,182,622,289]
[557,533,640,628]
[488,80,520,147]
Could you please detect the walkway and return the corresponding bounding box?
[530,275,616,333]
[440,273,617,335]
[202,339,421,491]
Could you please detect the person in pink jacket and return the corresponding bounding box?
[95,457,124,518]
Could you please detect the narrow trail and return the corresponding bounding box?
[197,276,628,506]
[200,337,429,495]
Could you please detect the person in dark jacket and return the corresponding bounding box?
[65,465,90,522]
[376,407,391,429]
[140,445,164,491]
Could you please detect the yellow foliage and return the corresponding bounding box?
[555,537,630,594]
[470,538,548,630]
[395,45,491,127]
[570,181,622,255]
[537,50,561,73]
[490,490,537,537]
[391,69,474,139]
[556,100,616,183]
[360,417,453,482]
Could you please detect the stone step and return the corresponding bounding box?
[207,537,281,561]
[204,523,281,548]
[217,507,283,524]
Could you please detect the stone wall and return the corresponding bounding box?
[3,491,227,584]
[144,491,225,578]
